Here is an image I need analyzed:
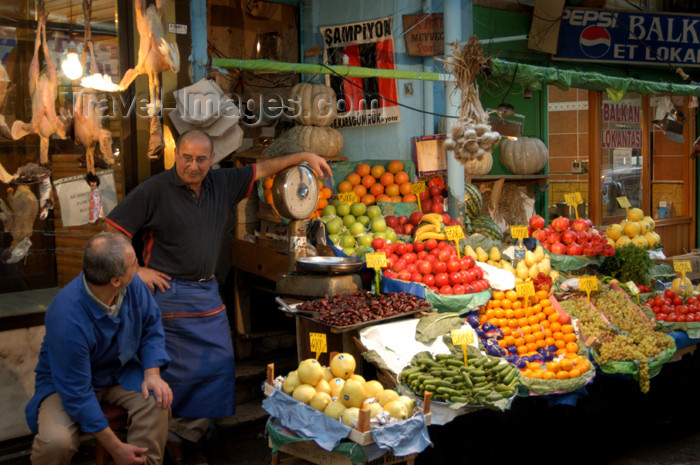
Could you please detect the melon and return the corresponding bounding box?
[472,215,503,241]
[464,182,483,220]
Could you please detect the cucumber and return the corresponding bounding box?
[443,359,465,368]
[436,354,453,361]
[502,368,518,385]
[471,358,487,367]
[462,373,474,388]
[483,359,501,370]
[441,369,460,378]
[423,384,437,392]
[485,392,504,403]
[450,395,470,403]
[433,380,452,388]
[491,363,509,374]
[469,369,486,377]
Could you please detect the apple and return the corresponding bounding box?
[409,212,424,226]
[419,190,430,202]
[404,224,415,235]
[429,185,443,197]
[529,214,546,230]
[561,229,577,245]
[572,218,589,231]
[366,205,382,219]
[430,203,444,214]
[350,202,367,217]
[371,217,387,233]
[394,225,405,235]
[371,238,386,250]
[566,242,583,255]
[559,313,571,324]
[385,215,399,229]
[398,216,408,226]
[432,195,445,206]
[551,216,570,232]
[551,242,567,255]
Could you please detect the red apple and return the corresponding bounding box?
[394,225,405,235]
[532,229,547,243]
[371,238,386,250]
[421,199,432,212]
[404,224,415,235]
[409,212,424,226]
[419,190,430,202]
[551,241,567,255]
[430,203,444,214]
[559,313,571,324]
[561,230,577,245]
[432,195,445,206]
[385,215,399,229]
[529,214,546,230]
[429,185,443,197]
[398,216,409,226]
[551,216,570,232]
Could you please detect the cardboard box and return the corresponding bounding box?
[656,250,700,280]
[411,135,447,177]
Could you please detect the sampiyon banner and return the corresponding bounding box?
[320,16,401,128]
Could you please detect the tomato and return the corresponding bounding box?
[449,272,462,286]
[662,305,673,314]
[384,243,395,255]
[404,243,414,253]
[392,260,406,272]
[665,289,676,299]
[403,252,417,264]
[666,313,677,322]
[473,267,484,280]
[463,256,475,269]
[459,258,471,270]
[677,315,687,322]
[406,263,417,274]
[435,272,450,287]
[438,250,451,263]
[422,274,435,286]
[425,238,438,250]
[394,243,408,256]
[687,296,698,306]
[654,295,665,306]
[397,271,411,281]
[459,269,471,284]
[677,305,689,315]
[656,314,666,321]
[416,250,428,260]
[673,295,684,306]
[413,242,425,253]
[652,306,661,314]
[687,314,696,322]
[690,304,699,312]
[446,259,461,273]
[464,284,475,294]
[452,284,465,295]
[426,254,437,264]
[433,261,447,274]
[439,285,453,295]
[437,240,449,249]
[385,257,395,270]
[429,248,441,258]
[417,260,432,275]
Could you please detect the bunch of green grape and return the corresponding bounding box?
[561,295,615,342]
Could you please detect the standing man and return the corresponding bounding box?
[105,129,331,461]
[26,232,172,465]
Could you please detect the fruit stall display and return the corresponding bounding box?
[336,160,416,206]
[604,207,660,249]
[529,214,614,258]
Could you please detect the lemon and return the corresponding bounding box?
[297,359,324,386]
[282,371,300,394]
[340,407,360,427]
[383,400,408,420]
[605,224,622,241]
[627,207,644,222]
[309,392,332,411]
[292,384,317,404]
[315,378,331,395]
[623,221,641,238]
[364,380,384,399]
[339,378,366,408]
[330,353,356,379]
[329,378,345,397]
[324,400,346,420]
[375,389,399,407]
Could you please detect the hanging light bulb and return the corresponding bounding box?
[61,41,83,80]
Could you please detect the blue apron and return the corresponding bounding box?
[155,279,235,419]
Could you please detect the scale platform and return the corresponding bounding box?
[276,272,364,299]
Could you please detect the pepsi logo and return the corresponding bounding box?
[579,25,611,59]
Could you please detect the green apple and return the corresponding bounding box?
[322,205,337,217]
[342,247,356,257]
[336,203,351,217]
[332,199,341,209]
[350,202,367,217]
[373,231,387,240]
[340,235,356,249]
[327,217,343,235]
[320,216,332,224]
[366,205,382,219]
[356,215,370,227]
[343,214,357,229]
[329,234,341,245]
[386,230,397,243]
[356,246,374,259]
[349,222,366,236]
[370,217,387,233]
[357,233,373,247]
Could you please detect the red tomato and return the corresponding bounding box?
[433,261,447,274]
[667,313,677,322]
[417,260,432,275]
[413,242,425,253]
[677,305,689,315]
[459,270,471,284]
[652,306,661,314]
[687,296,698,306]
[406,263,417,274]
[394,243,408,256]
[438,250,451,263]
[403,252,417,264]
[654,295,665,306]
[449,272,462,286]
[463,256,475,269]
[384,243,395,255]
[452,284,465,295]
[687,314,695,322]
[426,254,438,264]
[416,250,428,260]
[425,238,438,250]
[464,284,475,294]
[397,271,411,281]
[410,272,423,283]
[446,259,461,273]
[405,243,414,253]
[435,272,450,288]
[665,289,676,299]
[422,274,435,286]
[439,285,453,295]
[429,248,441,258]
[438,240,449,249]
[392,260,406,272]
[656,314,666,321]
[677,314,687,322]
[473,267,484,280]
[673,295,684,306]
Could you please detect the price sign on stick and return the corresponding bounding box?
[309,332,327,360]
[617,196,631,212]
[451,329,473,365]
[338,192,357,205]
[626,281,640,303]
[673,260,692,295]
[510,226,529,242]
[411,182,427,211]
[516,281,535,310]
[366,252,387,295]
[564,192,583,219]
[444,225,464,259]
[579,276,598,302]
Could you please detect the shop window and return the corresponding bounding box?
[0,1,123,304]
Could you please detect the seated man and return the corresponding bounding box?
[25,232,172,465]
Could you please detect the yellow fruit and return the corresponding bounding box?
[464,245,478,260]
[502,261,515,274]
[672,276,693,295]
[330,353,356,380]
[489,247,501,262]
[340,407,360,427]
[644,232,657,248]
[528,263,540,279]
[538,258,551,276]
[605,224,623,241]
[322,367,333,382]
[615,236,631,247]
[383,400,408,420]
[627,207,644,222]
[476,246,488,262]
[516,261,529,280]
[350,374,366,385]
[292,384,317,404]
[606,237,615,247]
[397,395,415,416]
[533,246,545,262]
[632,235,649,249]
[524,250,536,267]
[315,379,331,395]
[324,400,347,420]
[644,216,655,231]
[550,270,560,282]
[375,389,399,407]
[282,371,301,394]
[364,380,384,399]
[366,402,383,418]
[310,392,333,411]
[623,221,641,238]
[329,378,345,397]
[638,219,651,235]
[297,359,325,386]
[339,379,367,408]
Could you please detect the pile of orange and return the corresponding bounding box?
[479,290,580,358]
[522,353,591,380]
[262,175,332,220]
[337,160,417,206]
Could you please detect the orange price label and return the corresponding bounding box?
[365,252,387,270]
[410,182,427,195]
[338,192,357,205]
[309,332,327,360]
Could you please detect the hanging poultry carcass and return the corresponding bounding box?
[0,185,39,264]
[10,5,71,166]
[118,0,179,159]
[0,60,12,139]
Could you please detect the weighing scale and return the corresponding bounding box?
[271,163,366,299]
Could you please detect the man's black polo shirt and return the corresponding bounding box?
[106,165,255,281]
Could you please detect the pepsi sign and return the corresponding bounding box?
[555,8,700,68]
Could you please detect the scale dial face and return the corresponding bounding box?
[271,164,320,219]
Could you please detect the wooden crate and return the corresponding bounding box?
[270,438,417,465]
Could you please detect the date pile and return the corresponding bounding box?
[298,291,432,326]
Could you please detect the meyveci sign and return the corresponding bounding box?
[554,8,700,67]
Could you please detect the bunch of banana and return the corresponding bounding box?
[464,245,513,271]
[414,213,448,242]
[512,246,559,283]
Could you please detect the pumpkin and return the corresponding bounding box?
[499,137,548,175]
[264,126,344,158]
[288,83,337,127]
[464,152,493,175]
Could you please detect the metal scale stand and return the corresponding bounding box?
[272,164,364,300]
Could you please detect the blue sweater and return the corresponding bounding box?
[25,273,170,434]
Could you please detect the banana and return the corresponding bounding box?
[414,223,441,235]
[415,231,447,242]
[420,213,444,228]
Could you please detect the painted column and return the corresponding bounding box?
[423,0,434,136]
[190,0,207,82]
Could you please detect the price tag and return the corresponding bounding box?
[444,225,464,259]
[365,252,387,270]
[510,226,529,241]
[564,192,583,206]
[516,281,535,298]
[309,332,327,360]
[411,182,427,212]
[578,275,598,302]
[626,281,640,303]
[451,329,473,365]
[616,196,631,209]
[673,260,692,273]
[338,192,357,205]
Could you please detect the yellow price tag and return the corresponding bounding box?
[515,281,535,298]
[510,226,529,241]
[309,332,327,360]
[410,182,427,195]
[450,329,473,365]
[365,252,387,270]
[673,260,692,273]
[444,225,465,242]
[564,192,583,206]
[626,281,640,295]
[338,192,357,205]
[579,275,598,302]
[616,196,631,209]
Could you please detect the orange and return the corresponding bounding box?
[546,361,561,373]
[370,183,384,196]
[543,371,556,380]
[512,301,523,310]
[545,337,555,346]
[527,315,539,326]
[522,369,532,377]
[498,318,508,328]
[370,165,386,178]
[524,306,536,317]
[533,331,545,341]
[541,299,552,308]
[568,368,581,378]
[493,290,507,301]
[264,189,273,204]
[517,345,528,355]
[555,340,566,349]
[503,335,515,346]
[387,160,404,174]
[353,184,367,198]
[553,331,564,341]
[321,187,332,199]
[524,334,536,344]
[356,163,371,177]
[531,304,542,314]
[347,173,361,186]
[485,309,496,319]
[508,319,519,329]
[563,333,577,343]
[526,342,538,353]
[518,318,530,329]
[541,320,551,330]
[535,290,549,301]
[536,339,547,349]
[488,318,499,327]
[501,327,513,337]
[502,300,513,311]
[385,183,400,197]
[399,182,412,196]
[576,360,591,372]
[317,198,328,210]
[513,308,525,319]
[505,290,518,301]
[550,322,562,333]
[561,324,574,334]
[556,370,570,380]
[263,177,274,189]
[564,352,579,360]
[380,172,395,187]
[361,175,376,189]
[544,329,553,338]
[361,194,376,205]
[566,342,579,353]
[527,362,540,371]
[544,306,556,316]
[504,309,515,319]
[402,194,417,203]
[390,195,402,203]
[479,316,487,325]
[547,313,560,323]
[338,180,353,193]
[494,308,505,318]
[394,171,409,184]
[514,337,525,347]
[376,194,391,203]
[498,340,508,349]
[555,348,567,357]
[560,359,574,371]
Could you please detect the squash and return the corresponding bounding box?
[464,152,493,175]
[264,126,344,158]
[288,83,337,127]
[499,137,548,175]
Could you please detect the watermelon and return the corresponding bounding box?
[464,183,482,220]
[472,215,503,242]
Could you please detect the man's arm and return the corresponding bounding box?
[255,152,332,181]
[94,427,148,465]
[141,367,172,408]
